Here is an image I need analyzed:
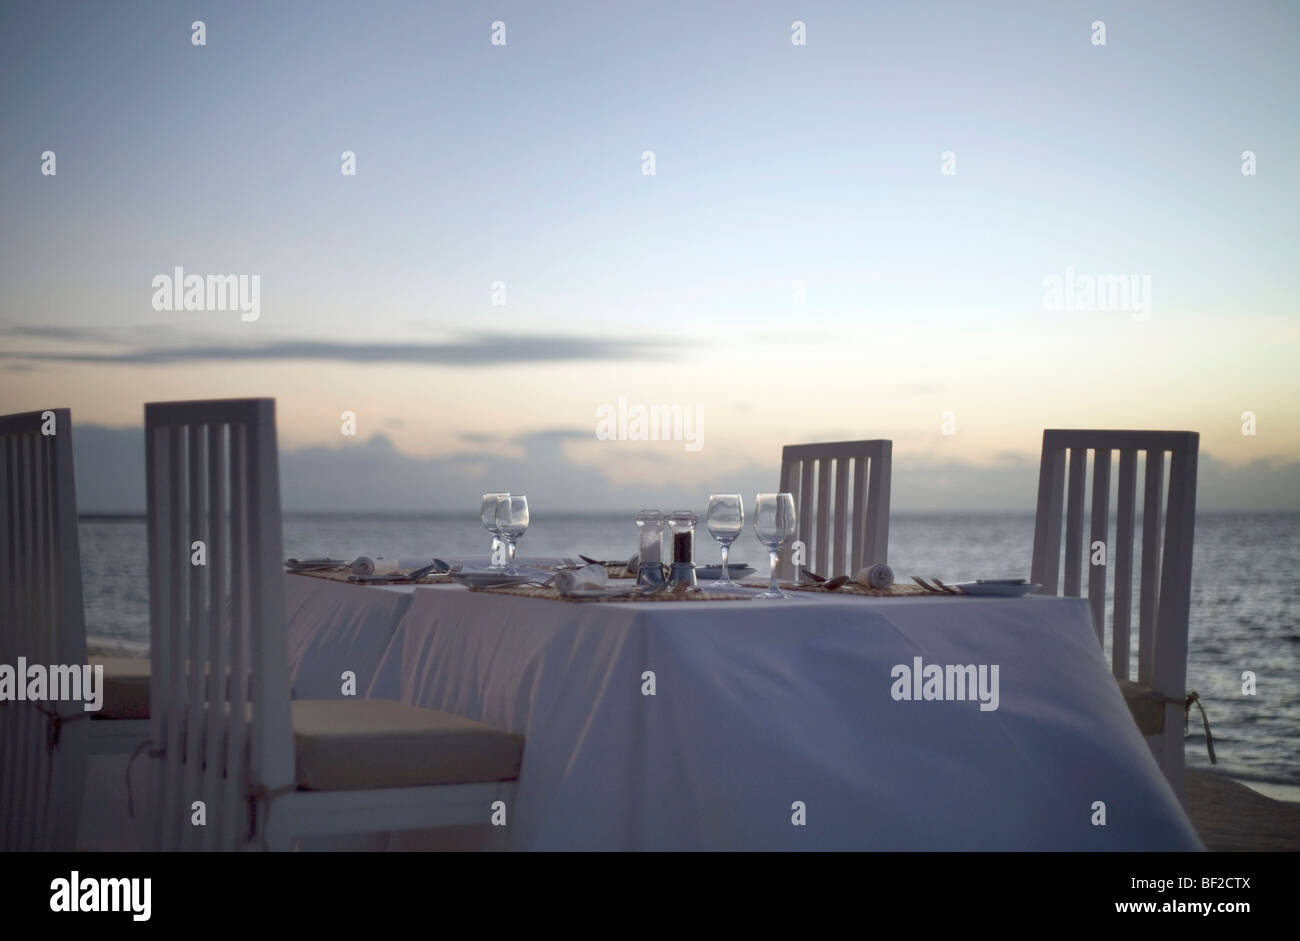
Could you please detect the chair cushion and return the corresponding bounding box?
[90,657,151,720]
[291,699,525,791]
[1118,679,1165,734]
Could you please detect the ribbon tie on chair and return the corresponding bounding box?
[24,700,92,752]
[5,701,94,793]
[1181,691,1216,764]
[125,739,168,817]
[1153,689,1216,764]
[247,782,299,849]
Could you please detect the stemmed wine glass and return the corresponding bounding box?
[481,492,508,569]
[706,494,744,588]
[496,494,530,575]
[753,492,797,600]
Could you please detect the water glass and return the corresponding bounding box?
[481,492,508,569]
[706,494,744,587]
[753,492,797,599]
[496,494,530,575]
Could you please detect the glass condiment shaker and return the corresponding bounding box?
[635,510,665,586]
[667,510,699,587]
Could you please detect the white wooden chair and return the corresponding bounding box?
[778,440,891,579]
[0,408,154,850]
[144,398,522,850]
[1030,429,1199,801]
[0,408,89,850]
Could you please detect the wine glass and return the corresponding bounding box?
[496,494,530,575]
[481,492,508,569]
[753,492,797,599]
[706,494,744,587]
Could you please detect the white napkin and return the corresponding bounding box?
[553,564,608,594]
[854,563,895,590]
[351,557,431,576]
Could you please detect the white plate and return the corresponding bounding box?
[949,581,1041,597]
[452,572,538,589]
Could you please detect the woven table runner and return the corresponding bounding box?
[467,584,752,603]
[784,582,937,597]
[287,568,457,586]
[547,561,634,579]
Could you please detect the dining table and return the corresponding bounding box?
[283,562,1204,851]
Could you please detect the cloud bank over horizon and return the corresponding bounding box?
[69,423,1300,515]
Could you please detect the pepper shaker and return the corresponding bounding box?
[667,510,699,588]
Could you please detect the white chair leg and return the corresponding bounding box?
[1159,701,1186,805]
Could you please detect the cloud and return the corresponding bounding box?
[68,423,1300,514]
[0,322,195,344]
[510,428,595,445]
[0,326,670,368]
[0,324,113,342]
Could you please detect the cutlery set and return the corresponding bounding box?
[349,560,462,583]
[289,556,1035,599]
[911,576,962,595]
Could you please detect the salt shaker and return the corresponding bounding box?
[635,510,665,586]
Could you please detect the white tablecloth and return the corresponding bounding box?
[285,576,416,699]
[286,574,1202,851]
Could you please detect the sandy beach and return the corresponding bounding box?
[1186,771,1300,851]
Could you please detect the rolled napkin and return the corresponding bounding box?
[350,557,431,577]
[854,562,895,590]
[554,563,609,594]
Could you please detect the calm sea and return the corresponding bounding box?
[79,511,1300,787]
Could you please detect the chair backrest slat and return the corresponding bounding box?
[182,425,206,852]
[1138,450,1165,685]
[832,459,849,577]
[849,455,867,567]
[1087,449,1111,644]
[146,399,292,851]
[1063,448,1087,597]
[0,434,10,840]
[158,422,186,850]
[1155,446,1197,696]
[0,409,88,851]
[864,450,890,568]
[1032,444,1066,594]
[799,460,813,565]
[814,459,831,572]
[201,423,228,851]
[778,440,891,578]
[224,420,251,851]
[1112,449,1138,677]
[1030,430,1197,702]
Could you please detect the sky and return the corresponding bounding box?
[1,1,1297,511]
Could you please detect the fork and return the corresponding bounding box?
[915,576,960,595]
[911,576,956,594]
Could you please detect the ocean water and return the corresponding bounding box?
[78,511,1300,787]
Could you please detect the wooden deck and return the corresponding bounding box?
[1186,771,1300,851]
